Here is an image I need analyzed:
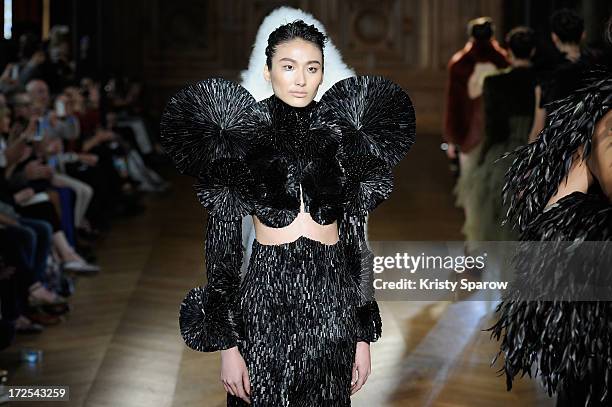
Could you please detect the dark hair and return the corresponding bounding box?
[468,17,494,41]
[265,19,327,69]
[506,26,535,59]
[606,16,612,46]
[550,9,584,44]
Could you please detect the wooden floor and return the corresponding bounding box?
[2,134,556,406]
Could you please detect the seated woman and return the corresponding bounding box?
[1,113,99,274]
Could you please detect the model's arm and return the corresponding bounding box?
[317,74,412,341]
[205,215,252,404]
[179,213,244,352]
[339,212,382,344]
[339,211,379,395]
[204,215,243,348]
[160,78,256,402]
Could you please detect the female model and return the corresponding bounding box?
[160,20,415,406]
[489,22,611,406]
[237,5,357,286]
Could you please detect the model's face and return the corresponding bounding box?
[264,38,323,107]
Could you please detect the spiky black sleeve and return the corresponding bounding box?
[179,215,244,352]
[318,76,416,343]
[338,153,390,344]
[160,78,257,352]
[338,212,382,343]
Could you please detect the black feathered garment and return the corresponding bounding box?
[159,76,415,406]
[489,68,612,406]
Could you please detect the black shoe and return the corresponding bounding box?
[56,274,76,297]
[39,303,71,316]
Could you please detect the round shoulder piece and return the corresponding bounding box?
[160,78,255,177]
[316,75,416,168]
[179,285,241,352]
[315,75,413,215]
[193,157,255,221]
[341,153,394,215]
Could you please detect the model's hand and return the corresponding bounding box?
[220,346,251,404]
[351,341,371,395]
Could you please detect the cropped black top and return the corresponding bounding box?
[160,76,416,352]
[238,92,343,227]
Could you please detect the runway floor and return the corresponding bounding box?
[2,134,555,406]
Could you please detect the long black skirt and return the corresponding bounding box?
[228,235,360,406]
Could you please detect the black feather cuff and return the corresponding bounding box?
[339,212,383,343]
[178,215,244,352]
[356,301,383,343]
[179,285,242,352]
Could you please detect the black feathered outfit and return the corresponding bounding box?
[160,76,415,406]
[488,68,612,406]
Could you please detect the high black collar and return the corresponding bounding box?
[249,93,320,162]
[269,93,317,120]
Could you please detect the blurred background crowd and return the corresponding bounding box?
[0,22,169,344]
